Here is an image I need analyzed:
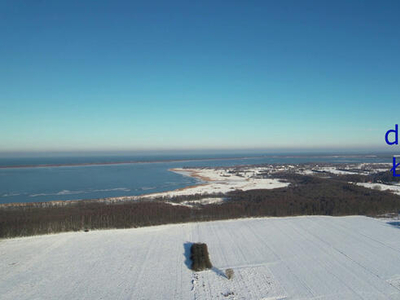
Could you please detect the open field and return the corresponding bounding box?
[2,216,400,299]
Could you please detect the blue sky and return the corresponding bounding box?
[1,0,399,153]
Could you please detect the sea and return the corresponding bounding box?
[0,153,392,204]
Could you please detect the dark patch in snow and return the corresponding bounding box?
[183,242,193,269]
[387,221,400,228]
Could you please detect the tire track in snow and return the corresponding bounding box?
[300,217,400,299]
[127,232,158,299]
[279,219,365,299]
[248,218,322,298]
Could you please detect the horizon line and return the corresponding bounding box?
[0,146,398,158]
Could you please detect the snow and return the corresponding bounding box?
[143,168,289,199]
[168,197,226,207]
[356,182,400,195]
[2,216,400,299]
[319,167,360,175]
[372,168,392,173]
[297,169,315,175]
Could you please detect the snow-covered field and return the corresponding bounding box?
[2,216,400,300]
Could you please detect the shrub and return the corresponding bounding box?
[191,243,212,271]
[225,268,234,279]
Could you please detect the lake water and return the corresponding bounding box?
[0,153,391,204]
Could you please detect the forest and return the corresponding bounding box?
[1,174,400,238]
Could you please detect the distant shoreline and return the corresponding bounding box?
[0,162,394,208]
[0,154,388,170]
[0,156,264,170]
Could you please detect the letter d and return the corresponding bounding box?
[385,124,398,145]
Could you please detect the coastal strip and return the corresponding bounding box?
[0,167,289,208]
[0,156,266,170]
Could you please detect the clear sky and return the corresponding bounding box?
[1,0,399,153]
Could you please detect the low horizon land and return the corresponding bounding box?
[0,146,398,158]
[0,149,395,170]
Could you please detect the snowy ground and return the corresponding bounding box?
[143,168,289,199]
[295,163,391,177]
[356,182,400,195]
[318,167,361,175]
[2,216,400,300]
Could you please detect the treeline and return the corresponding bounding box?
[369,171,400,183]
[228,175,400,216]
[0,201,192,238]
[1,175,400,238]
